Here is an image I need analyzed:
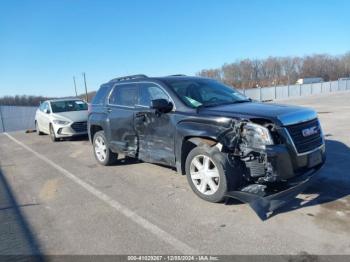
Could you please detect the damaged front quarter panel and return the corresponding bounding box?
[216,119,320,220]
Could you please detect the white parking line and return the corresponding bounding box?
[4,132,198,254]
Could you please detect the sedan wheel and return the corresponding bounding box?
[190,155,220,195]
[49,124,59,142]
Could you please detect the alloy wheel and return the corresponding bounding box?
[94,136,107,162]
[190,155,220,195]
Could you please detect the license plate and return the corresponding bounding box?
[308,150,322,168]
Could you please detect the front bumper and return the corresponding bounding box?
[53,124,87,138]
[226,164,323,220]
[264,142,326,181]
[228,141,326,220]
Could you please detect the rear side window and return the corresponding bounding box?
[92,85,112,105]
[109,84,138,107]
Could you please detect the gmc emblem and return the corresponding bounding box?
[302,126,319,137]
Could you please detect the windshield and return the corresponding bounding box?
[164,78,250,108]
[50,100,88,113]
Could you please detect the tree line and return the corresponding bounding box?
[197,52,350,89]
[0,95,52,107]
[0,92,97,107]
[2,51,350,106]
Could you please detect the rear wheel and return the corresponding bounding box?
[185,145,241,203]
[49,124,59,142]
[35,121,44,135]
[93,131,118,166]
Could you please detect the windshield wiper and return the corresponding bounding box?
[196,103,223,110]
[232,99,252,104]
[196,99,252,112]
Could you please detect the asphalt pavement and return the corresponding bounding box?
[0,91,350,255]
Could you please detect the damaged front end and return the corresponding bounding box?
[221,118,326,220]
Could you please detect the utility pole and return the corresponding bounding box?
[73,76,78,97]
[82,72,88,102]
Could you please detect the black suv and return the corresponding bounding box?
[88,75,325,204]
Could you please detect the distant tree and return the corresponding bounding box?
[197,51,350,89]
[0,91,98,107]
[77,91,97,103]
[0,95,51,106]
[196,69,222,81]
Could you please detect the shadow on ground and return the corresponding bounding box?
[32,131,89,143]
[54,134,89,143]
[92,136,350,220]
[270,139,350,217]
[0,167,43,258]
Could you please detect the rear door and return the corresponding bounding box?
[106,83,138,156]
[134,82,176,166]
[38,102,51,133]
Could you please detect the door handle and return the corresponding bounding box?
[107,107,112,113]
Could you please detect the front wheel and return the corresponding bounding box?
[185,145,241,203]
[93,131,118,166]
[49,124,59,142]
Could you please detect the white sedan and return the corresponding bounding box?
[35,98,89,142]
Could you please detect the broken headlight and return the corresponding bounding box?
[242,122,274,150]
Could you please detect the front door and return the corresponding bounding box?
[134,82,175,166]
[107,83,138,157]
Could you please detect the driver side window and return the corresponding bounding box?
[139,83,169,107]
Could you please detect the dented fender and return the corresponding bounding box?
[174,117,251,173]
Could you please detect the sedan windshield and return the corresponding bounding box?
[164,78,250,108]
[51,100,88,113]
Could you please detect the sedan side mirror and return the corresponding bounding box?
[44,108,50,114]
[151,99,173,114]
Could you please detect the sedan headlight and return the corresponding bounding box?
[53,120,70,125]
[242,122,274,149]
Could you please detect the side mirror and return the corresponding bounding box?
[44,108,50,114]
[151,99,173,114]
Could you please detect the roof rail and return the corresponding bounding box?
[109,74,148,83]
[168,74,187,77]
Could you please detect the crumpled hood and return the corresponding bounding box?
[198,102,317,126]
[52,110,88,123]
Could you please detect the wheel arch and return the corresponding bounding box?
[179,136,219,175]
[89,124,104,143]
[175,120,230,175]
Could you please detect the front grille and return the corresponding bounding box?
[71,121,87,133]
[286,118,323,154]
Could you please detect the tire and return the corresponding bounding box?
[93,131,118,166]
[35,121,44,135]
[185,145,242,203]
[49,124,59,142]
